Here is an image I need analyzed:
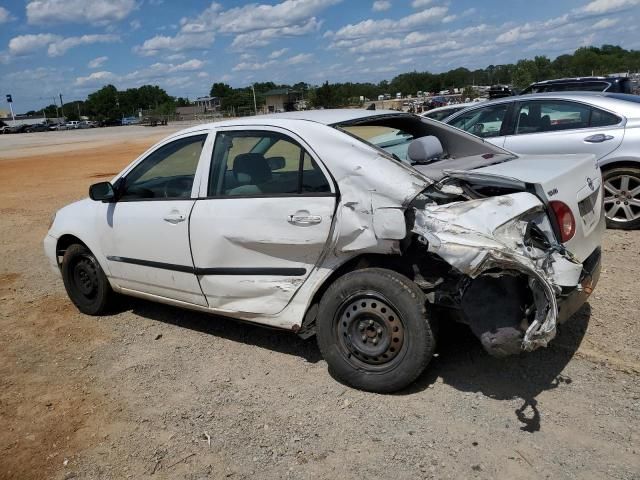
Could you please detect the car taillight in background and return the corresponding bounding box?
[550,201,576,242]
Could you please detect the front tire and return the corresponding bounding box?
[316,268,435,393]
[61,244,113,315]
[603,166,640,230]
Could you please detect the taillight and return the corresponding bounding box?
[550,201,575,243]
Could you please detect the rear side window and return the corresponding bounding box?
[208,130,331,197]
[514,100,621,134]
[590,108,621,127]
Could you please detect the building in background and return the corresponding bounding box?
[264,88,300,113]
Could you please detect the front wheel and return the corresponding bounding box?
[316,268,435,393]
[61,244,113,315]
[603,166,640,230]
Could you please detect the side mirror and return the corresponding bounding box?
[266,156,286,171]
[89,181,115,202]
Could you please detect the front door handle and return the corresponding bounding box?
[164,212,186,224]
[584,134,614,143]
[288,214,322,226]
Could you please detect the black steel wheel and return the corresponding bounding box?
[316,268,435,393]
[61,244,113,315]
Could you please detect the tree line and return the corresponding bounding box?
[24,44,640,119]
[25,84,189,121]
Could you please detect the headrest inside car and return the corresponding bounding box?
[407,136,444,163]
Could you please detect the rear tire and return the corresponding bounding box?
[316,268,435,393]
[61,244,113,315]
[602,166,640,230]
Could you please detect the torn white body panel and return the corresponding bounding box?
[412,192,585,352]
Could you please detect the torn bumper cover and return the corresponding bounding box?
[412,192,599,355]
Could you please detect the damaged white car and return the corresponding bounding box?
[44,110,604,393]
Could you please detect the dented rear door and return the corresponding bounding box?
[189,127,337,315]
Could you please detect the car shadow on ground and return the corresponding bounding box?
[121,297,323,364]
[404,304,592,432]
[120,296,590,432]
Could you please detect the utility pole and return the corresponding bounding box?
[251,84,257,115]
[52,96,60,119]
[59,93,65,119]
[77,102,81,119]
[5,94,15,121]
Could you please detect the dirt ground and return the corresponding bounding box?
[0,128,639,480]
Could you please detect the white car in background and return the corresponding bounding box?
[45,110,604,392]
[445,92,640,229]
[421,101,481,122]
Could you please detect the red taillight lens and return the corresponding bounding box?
[549,201,576,243]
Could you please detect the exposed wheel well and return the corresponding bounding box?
[56,235,88,266]
[298,253,415,338]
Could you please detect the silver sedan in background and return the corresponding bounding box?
[444,92,640,229]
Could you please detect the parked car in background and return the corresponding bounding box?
[444,92,640,229]
[45,109,604,392]
[421,102,479,122]
[521,76,632,95]
[50,123,68,131]
[65,121,80,129]
[25,123,50,133]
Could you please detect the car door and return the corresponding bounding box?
[97,132,211,306]
[502,99,624,160]
[446,101,512,148]
[189,127,336,315]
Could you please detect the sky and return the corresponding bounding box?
[1,0,639,112]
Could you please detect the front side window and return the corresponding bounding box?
[120,134,207,200]
[514,101,619,134]
[448,104,509,138]
[208,130,330,196]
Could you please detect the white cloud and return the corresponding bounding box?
[26,0,136,25]
[411,0,433,7]
[578,0,640,14]
[136,0,340,54]
[269,48,289,59]
[0,6,13,24]
[592,17,620,29]
[331,6,448,40]
[88,56,108,68]
[130,19,141,30]
[134,31,215,56]
[74,71,117,87]
[8,34,60,56]
[372,1,391,12]
[47,34,120,57]
[286,53,313,64]
[232,60,275,71]
[10,32,119,58]
[230,17,321,49]
[181,0,340,34]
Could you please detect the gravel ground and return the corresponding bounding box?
[0,129,638,480]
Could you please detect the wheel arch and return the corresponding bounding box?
[298,253,413,338]
[599,158,640,172]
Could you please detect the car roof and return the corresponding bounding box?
[422,102,479,115]
[179,109,408,134]
[446,92,640,118]
[530,76,628,85]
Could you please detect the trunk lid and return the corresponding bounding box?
[444,153,605,262]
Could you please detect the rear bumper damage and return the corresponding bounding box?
[412,192,601,356]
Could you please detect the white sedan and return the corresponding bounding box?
[45,110,604,392]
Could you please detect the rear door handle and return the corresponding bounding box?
[288,214,322,226]
[584,134,614,143]
[164,212,186,224]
